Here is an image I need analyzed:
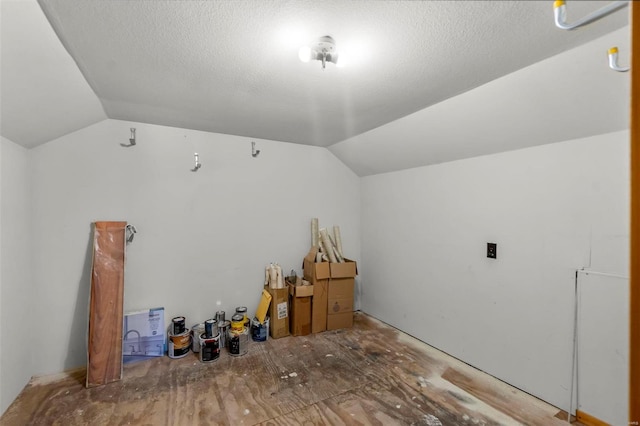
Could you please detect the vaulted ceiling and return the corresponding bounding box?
[0,1,631,173]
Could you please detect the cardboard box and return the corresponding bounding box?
[123,307,165,362]
[328,278,355,314]
[327,278,355,331]
[303,255,330,281]
[288,281,314,298]
[327,311,354,330]
[329,259,358,278]
[266,286,289,339]
[289,284,312,336]
[303,248,358,333]
[311,280,328,333]
[303,249,329,333]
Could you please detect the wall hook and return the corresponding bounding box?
[553,0,629,31]
[121,128,136,147]
[191,152,202,172]
[608,46,629,72]
[251,141,260,158]
[125,224,137,244]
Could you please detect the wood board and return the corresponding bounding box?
[86,221,127,387]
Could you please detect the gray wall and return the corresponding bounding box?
[0,137,33,413]
[360,131,629,413]
[27,119,361,376]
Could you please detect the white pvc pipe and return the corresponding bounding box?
[577,268,628,280]
[554,0,629,31]
[567,268,628,422]
[567,271,578,424]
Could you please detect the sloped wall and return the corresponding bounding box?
[0,137,33,413]
[360,131,629,411]
[29,119,361,376]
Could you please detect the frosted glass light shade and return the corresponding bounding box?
[298,46,312,63]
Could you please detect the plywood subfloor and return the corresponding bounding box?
[2,313,575,425]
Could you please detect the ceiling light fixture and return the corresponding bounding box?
[298,35,342,69]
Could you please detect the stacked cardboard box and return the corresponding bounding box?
[289,280,313,336]
[303,248,357,332]
[303,249,330,333]
[327,260,357,330]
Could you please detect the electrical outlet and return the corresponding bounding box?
[487,243,497,259]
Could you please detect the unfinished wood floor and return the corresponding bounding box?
[2,313,574,425]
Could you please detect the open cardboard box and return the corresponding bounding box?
[303,247,358,332]
[265,285,289,338]
[289,280,312,336]
[303,248,329,333]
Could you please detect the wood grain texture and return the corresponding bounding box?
[86,221,127,387]
[576,409,609,426]
[2,313,572,425]
[631,3,640,425]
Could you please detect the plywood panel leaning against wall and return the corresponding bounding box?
[86,221,127,387]
[630,3,640,425]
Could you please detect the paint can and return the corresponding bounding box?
[191,323,205,353]
[218,320,230,348]
[168,328,191,359]
[198,332,220,363]
[228,327,249,357]
[215,311,225,323]
[235,306,249,327]
[172,316,186,335]
[205,318,218,338]
[251,316,269,342]
[231,314,245,333]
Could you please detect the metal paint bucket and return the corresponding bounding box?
[228,327,249,357]
[168,328,191,359]
[199,332,220,363]
[215,311,225,323]
[231,314,245,333]
[235,307,249,328]
[191,323,205,353]
[204,318,218,338]
[172,316,186,335]
[218,320,230,348]
[251,316,269,342]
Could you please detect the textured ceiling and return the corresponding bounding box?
[331,26,631,176]
[21,0,628,149]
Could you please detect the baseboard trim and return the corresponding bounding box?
[576,410,609,426]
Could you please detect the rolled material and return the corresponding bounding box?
[311,218,319,248]
[333,226,344,258]
[319,228,338,263]
[333,245,345,263]
[328,233,345,263]
[275,264,284,289]
[268,264,278,289]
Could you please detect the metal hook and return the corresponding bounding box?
[608,47,629,72]
[191,153,202,172]
[121,128,136,147]
[553,0,629,31]
[125,224,137,244]
[251,141,260,158]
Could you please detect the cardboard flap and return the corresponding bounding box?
[329,259,358,278]
[303,257,331,280]
[304,246,318,264]
[289,282,314,297]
